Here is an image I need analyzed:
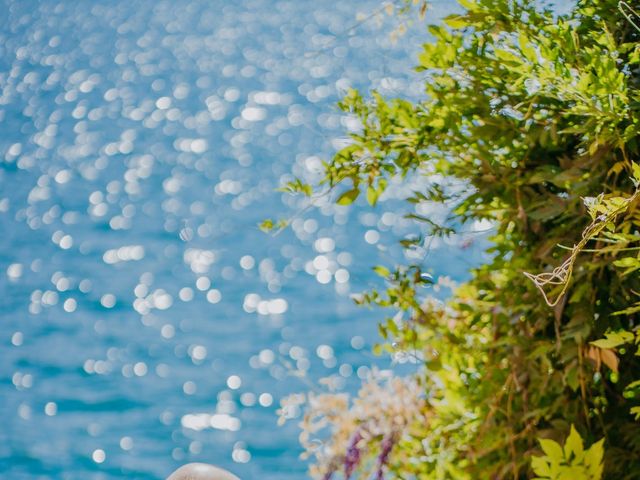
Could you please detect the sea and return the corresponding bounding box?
[0,0,497,478]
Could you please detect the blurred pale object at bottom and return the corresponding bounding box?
[167,463,241,480]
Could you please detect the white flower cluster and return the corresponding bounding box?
[278,371,427,479]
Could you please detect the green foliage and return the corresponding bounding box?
[336,187,360,206]
[258,218,289,233]
[277,178,313,197]
[590,330,635,349]
[278,0,640,478]
[531,426,604,480]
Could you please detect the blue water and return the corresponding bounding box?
[0,1,487,478]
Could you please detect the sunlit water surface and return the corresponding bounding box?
[0,1,492,478]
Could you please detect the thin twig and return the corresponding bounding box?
[619,2,640,33]
[524,190,639,307]
[304,0,409,59]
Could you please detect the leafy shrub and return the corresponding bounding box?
[275,0,640,478]
[531,426,603,480]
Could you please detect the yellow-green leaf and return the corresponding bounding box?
[564,425,584,461]
[531,456,551,477]
[539,438,564,464]
[632,161,640,185]
[591,331,634,349]
[366,186,380,206]
[336,188,360,206]
[373,265,391,278]
[519,33,537,62]
[585,438,604,478]
[444,15,468,29]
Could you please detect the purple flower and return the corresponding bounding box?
[344,430,364,479]
[374,434,396,480]
[322,462,339,480]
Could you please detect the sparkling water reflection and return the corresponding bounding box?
[0,0,485,478]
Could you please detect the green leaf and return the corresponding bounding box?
[259,219,275,232]
[584,439,604,479]
[336,188,360,206]
[494,48,521,64]
[539,438,564,464]
[366,186,380,206]
[613,257,640,268]
[258,218,288,233]
[527,199,566,220]
[613,256,640,275]
[558,466,586,480]
[632,162,640,186]
[278,178,313,196]
[624,379,640,391]
[613,302,640,316]
[590,337,621,350]
[373,265,391,278]
[444,14,468,29]
[458,0,476,9]
[531,456,552,477]
[564,425,584,461]
[590,331,634,349]
[377,323,388,340]
[519,33,537,62]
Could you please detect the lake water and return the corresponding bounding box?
[0,1,486,478]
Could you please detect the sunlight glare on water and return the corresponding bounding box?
[0,0,484,478]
